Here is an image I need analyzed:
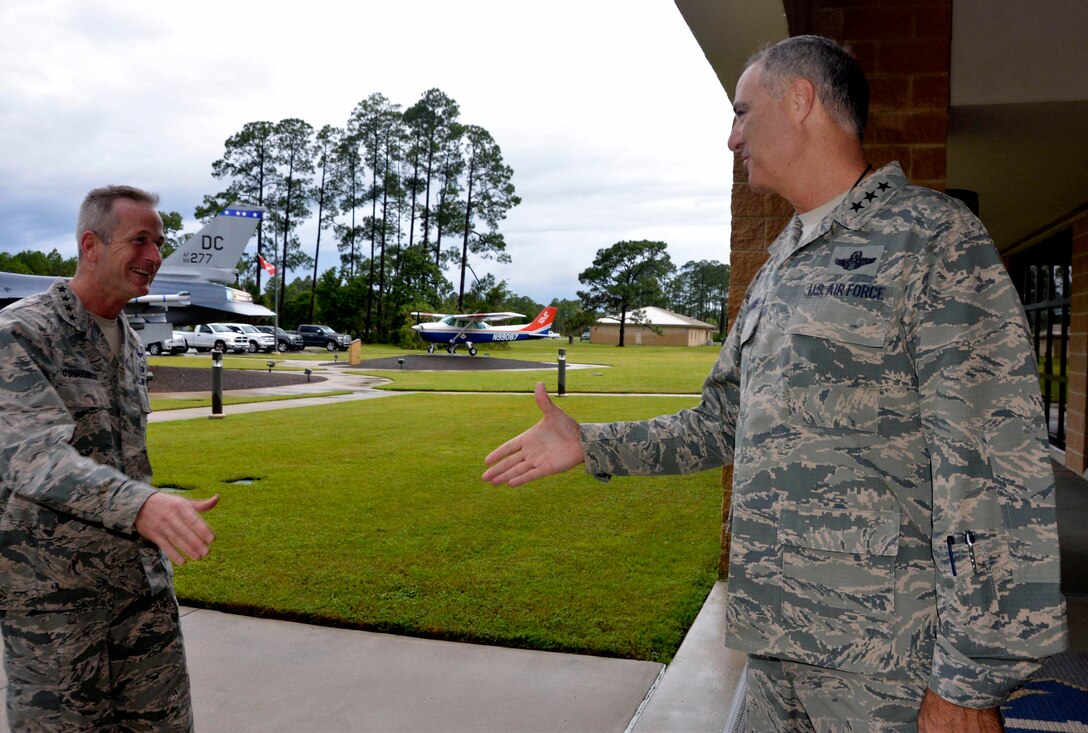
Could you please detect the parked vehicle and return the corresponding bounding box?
[296,324,352,351]
[146,330,189,356]
[224,323,276,353]
[255,325,305,353]
[189,323,250,353]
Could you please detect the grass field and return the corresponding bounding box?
[149,391,723,663]
[151,341,723,395]
[355,341,722,394]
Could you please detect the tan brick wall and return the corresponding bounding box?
[721,1,953,575]
[1067,218,1088,473]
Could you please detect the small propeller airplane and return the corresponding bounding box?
[411,306,558,355]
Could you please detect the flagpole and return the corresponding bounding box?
[259,252,279,342]
[272,249,280,340]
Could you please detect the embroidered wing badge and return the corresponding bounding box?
[834,250,877,271]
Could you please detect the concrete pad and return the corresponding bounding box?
[631,581,745,733]
[180,607,663,733]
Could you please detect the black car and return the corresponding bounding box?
[255,325,306,353]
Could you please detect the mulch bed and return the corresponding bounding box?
[148,366,326,393]
[149,354,554,393]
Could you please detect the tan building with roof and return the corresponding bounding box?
[591,306,716,346]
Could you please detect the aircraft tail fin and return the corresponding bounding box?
[158,205,266,283]
[520,306,558,333]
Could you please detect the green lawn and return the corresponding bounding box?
[152,341,723,395]
[149,392,721,663]
[357,342,722,394]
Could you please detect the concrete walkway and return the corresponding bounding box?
[0,583,738,732]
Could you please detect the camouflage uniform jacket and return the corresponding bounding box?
[581,163,1067,708]
[0,278,170,610]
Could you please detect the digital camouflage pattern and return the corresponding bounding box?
[0,279,168,609]
[745,655,925,732]
[2,590,192,731]
[0,278,188,729]
[581,163,1067,708]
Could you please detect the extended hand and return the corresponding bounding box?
[919,689,1003,732]
[482,382,584,487]
[135,493,219,565]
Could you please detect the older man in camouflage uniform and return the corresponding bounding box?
[0,186,219,731]
[482,36,1067,732]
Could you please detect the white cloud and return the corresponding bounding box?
[0,0,733,303]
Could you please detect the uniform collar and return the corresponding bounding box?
[47,278,132,356]
[770,161,908,261]
[47,278,92,331]
[833,161,907,231]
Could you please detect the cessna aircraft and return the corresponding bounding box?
[0,205,275,345]
[411,306,558,355]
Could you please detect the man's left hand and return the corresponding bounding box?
[919,689,1003,732]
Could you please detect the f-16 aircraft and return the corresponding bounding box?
[0,205,275,346]
[411,306,558,355]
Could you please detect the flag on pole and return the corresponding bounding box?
[258,254,277,276]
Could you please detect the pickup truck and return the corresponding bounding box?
[224,323,277,353]
[189,323,250,353]
[296,324,352,351]
[146,331,190,356]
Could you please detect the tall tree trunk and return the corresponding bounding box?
[457,167,475,311]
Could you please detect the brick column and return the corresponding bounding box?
[1067,219,1088,473]
[720,0,953,576]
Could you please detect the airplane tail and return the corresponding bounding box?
[158,205,266,283]
[519,306,558,333]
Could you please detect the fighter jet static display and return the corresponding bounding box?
[0,205,275,331]
[411,306,558,355]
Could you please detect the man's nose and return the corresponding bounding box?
[727,127,742,153]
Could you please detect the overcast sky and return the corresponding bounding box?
[0,0,734,305]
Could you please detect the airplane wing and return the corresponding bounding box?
[0,272,56,305]
[143,280,275,325]
[446,311,525,323]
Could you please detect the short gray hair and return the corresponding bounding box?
[746,35,869,141]
[76,185,159,246]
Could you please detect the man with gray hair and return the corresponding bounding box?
[482,36,1066,731]
[0,185,218,730]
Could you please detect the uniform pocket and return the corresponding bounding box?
[54,378,113,453]
[785,294,891,433]
[778,506,900,638]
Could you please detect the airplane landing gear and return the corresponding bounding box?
[446,344,457,354]
[427,343,435,354]
[468,346,478,356]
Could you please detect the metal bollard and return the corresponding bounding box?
[558,348,566,396]
[211,348,224,418]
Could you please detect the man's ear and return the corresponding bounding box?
[788,77,817,123]
[79,231,99,263]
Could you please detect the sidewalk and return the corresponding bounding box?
[0,583,737,732]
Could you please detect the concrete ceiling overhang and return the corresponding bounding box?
[673,0,1088,254]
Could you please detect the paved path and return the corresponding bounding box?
[149,359,405,423]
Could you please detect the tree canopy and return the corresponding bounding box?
[577,240,675,347]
